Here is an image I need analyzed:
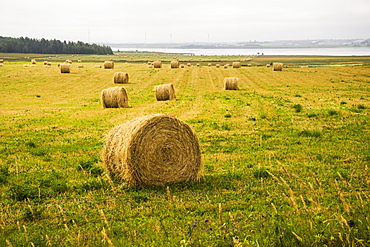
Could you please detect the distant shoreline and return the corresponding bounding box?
[112,47,370,56]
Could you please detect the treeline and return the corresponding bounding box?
[0,36,113,55]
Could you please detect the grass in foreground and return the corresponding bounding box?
[0,56,369,246]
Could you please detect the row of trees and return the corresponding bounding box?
[0,36,113,55]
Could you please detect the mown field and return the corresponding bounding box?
[0,53,369,246]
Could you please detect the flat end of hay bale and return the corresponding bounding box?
[103,114,202,186]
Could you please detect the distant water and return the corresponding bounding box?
[114,47,370,56]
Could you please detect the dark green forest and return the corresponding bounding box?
[0,36,113,55]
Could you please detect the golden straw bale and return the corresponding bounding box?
[187,63,191,67]
[43,61,48,65]
[104,61,114,69]
[224,64,228,69]
[94,65,102,68]
[114,72,129,84]
[31,59,36,64]
[103,114,202,186]
[155,83,176,101]
[23,64,29,67]
[78,65,84,68]
[101,87,129,108]
[0,64,3,67]
[78,59,82,63]
[148,65,153,68]
[247,64,252,67]
[224,77,239,90]
[216,64,220,68]
[153,61,162,68]
[266,64,271,68]
[180,64,185,68]
[208,63,212,66]
[170,61,179,68]
[0,59,4,63]
[301,66,308,68]
[232,62,241,68]
[196,63,200,67]
[60,64,71,73]
[273,63,283,71]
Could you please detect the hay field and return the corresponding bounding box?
[0,55,369,246]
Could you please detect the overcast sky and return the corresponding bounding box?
[1,0,370,44]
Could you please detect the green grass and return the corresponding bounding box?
[0,54,369,246]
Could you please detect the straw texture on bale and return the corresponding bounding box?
[103,114,202,186]
[155,83,176,101]
[101,87,129,108]
[224,77,239,90]
[104,61,114,69]
[232,62,241,68]
[114,72,129,84]
[170,61,179,68]
[153,61,162,68]
[60,64,71,73]
[273,63,283,71]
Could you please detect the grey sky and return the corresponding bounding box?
[1,0,370,44]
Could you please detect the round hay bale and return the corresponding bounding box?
[180,64,185,68]
[224,64,228,69]
[266,64,271,68]
[208,63,212,66]
[170,61,179,68]
[0,59,4,63]
[273,63,283,71]
[101,86,129,108]
[94,65,102,68]
[78,64,84,68]
[155,83,176,101]
[232,62,241,68]
[104,61,114,69]
[187,63,191,67]
[216,64,220,68]
[114,72,129,84]
[103,114,202,186]
[224,77,239,90]
[153,61,162,68]
[23,64,29,67]
[60,64,71,73]
[31,59,36,64]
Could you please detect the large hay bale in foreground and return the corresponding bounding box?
[170,61,179,68]
[155,83,176,101]
[104,61,114,69]
[103,114,202,185]
[114,72,129,84]
[153,61,162,68]
[60,64,71,73]
[232,62,241,68]
[273,63,283,71]
[224,77,239,90]
[101,87,129,108]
